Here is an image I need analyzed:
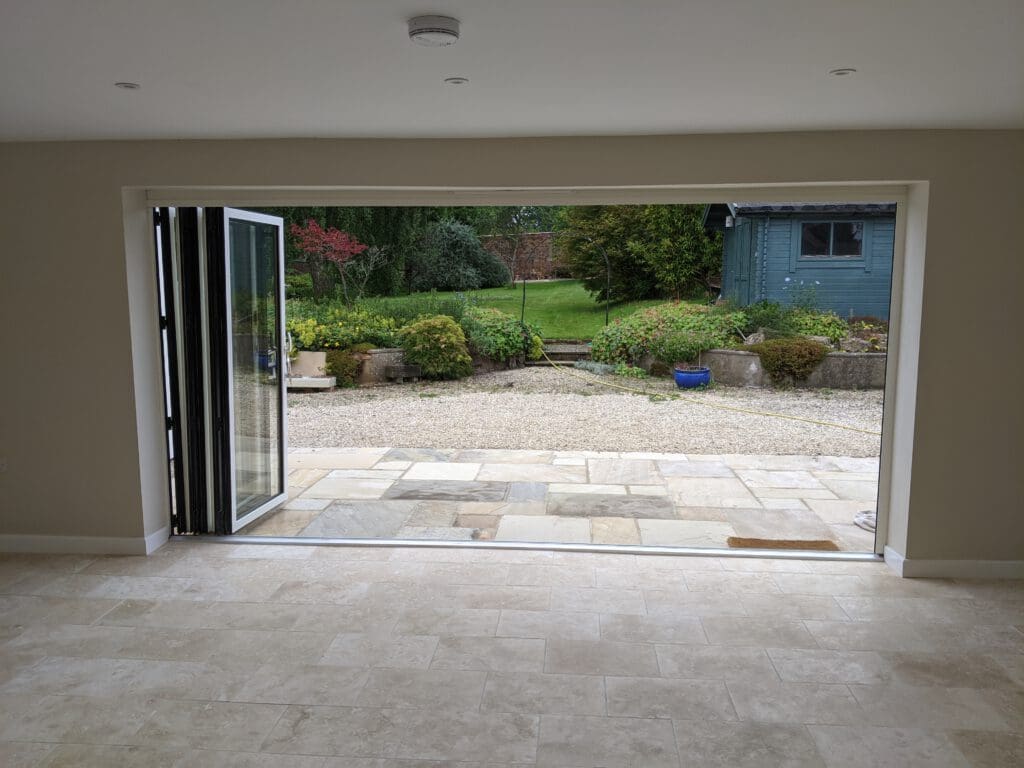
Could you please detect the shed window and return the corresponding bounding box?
[800,221,864,259]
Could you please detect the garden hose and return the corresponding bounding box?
[540,350,882,437]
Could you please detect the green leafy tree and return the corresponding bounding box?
[628,205,723,299]
[407,219,510,292]
[558,205,722,302]
[557,206,659,302]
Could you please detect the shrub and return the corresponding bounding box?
[460,306,538,363]
[787,309,847,343]
[650,329,718,367]
[284,271,314,299]
[590,302,746,366]
[286,301,399,350]
[574,360,616,375]
[398,315,474,379]
[407,219,510,293]
[324,344,374,387]
[748,338,830,384]
[742,300,790,335]
[742,300,847,343]
[527,333,545,361]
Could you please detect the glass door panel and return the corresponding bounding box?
[224,209,287,530]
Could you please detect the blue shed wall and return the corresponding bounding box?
[728,214,894,320]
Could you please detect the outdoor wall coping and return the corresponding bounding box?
[707,348,887,359]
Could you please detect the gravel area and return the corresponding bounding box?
[288,367,884,456]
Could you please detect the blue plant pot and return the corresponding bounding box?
[673,366,711,389]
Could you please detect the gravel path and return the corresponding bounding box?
[288,367,884,456]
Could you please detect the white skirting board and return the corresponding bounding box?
[0,525,170,556]
[884,546,1024,578]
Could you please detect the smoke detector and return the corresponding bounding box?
[408,15,460,47]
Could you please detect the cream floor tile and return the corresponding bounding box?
[808,725,970,768]
[263,705,539,762]
[3,543,1022,768]
[726,680,868,725]
[544,638,659,676]
[599,611,706,644]
[655,644,781,683]
[129,699,286,751]
[536,714,679,767]
[850,684,1014,730]
[947,729,1024,768]
[673,721,826,768]
[354,668,487,711]
[481,671,607,715]
[496,609,602,641]
[605,676,737,720]
[428,636,546,672]
[319,633,439,669]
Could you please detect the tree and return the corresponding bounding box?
[288,219,367,301]
[557,206,659,302]
[627,205,723,299]
[557,204,722,302]
[407,219,510,292]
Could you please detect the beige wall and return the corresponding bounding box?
[0,132,1021,564]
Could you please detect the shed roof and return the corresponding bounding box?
[730,202,897,215]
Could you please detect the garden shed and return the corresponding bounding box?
[705,203,896,319]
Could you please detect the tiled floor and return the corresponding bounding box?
[0,542,1022,766]
[240,448,879,552]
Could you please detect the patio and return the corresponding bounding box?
[240,448,878,552]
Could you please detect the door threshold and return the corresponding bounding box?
[173,534,882,562]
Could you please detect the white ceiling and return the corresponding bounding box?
[1,0,1022,141]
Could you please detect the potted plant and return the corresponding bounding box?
[652,330,712,389]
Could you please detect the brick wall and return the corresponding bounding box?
[481,232,568,280]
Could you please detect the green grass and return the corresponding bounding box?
[421,280,663,339]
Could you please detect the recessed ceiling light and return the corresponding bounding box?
[114,81,141,90]
[443,76,469,86]
[828,68,857,77]
[408,15,460,47]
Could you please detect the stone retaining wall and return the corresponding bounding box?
[702,349,887,389]
[357,348,404,386]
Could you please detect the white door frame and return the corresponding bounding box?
[140,182,918,557]
[221,207,289,532]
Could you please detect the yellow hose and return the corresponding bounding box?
[541,351,882,437]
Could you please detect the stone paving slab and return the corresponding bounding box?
[238,447,881,551]
[383,480,511,502]
[547,493,677,520]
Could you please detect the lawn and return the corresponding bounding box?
[418,280,663,339]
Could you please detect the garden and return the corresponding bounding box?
[276,203,887,391]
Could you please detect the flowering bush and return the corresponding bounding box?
[590,302,746,366]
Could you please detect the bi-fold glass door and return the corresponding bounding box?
[156,207,287,534]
